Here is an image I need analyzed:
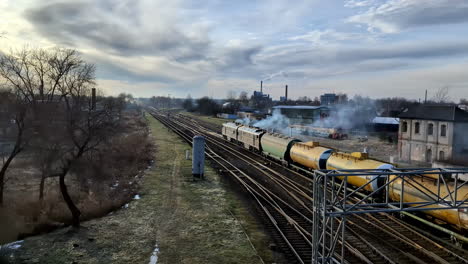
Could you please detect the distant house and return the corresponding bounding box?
[398,105,468,163]
[372,117,399,132]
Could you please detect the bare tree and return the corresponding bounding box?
[0,90,29,206]
[1,48,118,226]
[0,48,83,206]
[432,86,451,103]
[182,95,193,111]
[226,90,237,101]
[238,91,249,105]
[43,60,118,227]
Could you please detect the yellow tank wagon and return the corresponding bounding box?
[290,141,333,170]
[389,175,468,229]
[326,152,394,192]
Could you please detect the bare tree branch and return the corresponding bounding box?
[431,86,451,103]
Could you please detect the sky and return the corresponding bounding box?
[1,0,468,101]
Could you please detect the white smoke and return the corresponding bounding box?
[252,109,290,133]
[235,98,376,137]
[310,100,376,130]
[310,104,355,129]
[235,117,253,125]
[262,71,288,82]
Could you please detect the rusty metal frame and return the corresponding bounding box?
[311,168,468,264]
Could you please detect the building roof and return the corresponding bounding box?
[372,117,400,125]
[272,105,328,110]
[398,105,468,122]
[238,126,264,134]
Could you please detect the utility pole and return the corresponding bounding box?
[424,90,427,104]
[91,88,96,110]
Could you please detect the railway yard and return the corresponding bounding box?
[148,109,468,264]
[3,2,468,264]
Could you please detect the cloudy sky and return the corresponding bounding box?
[1,0,468,100]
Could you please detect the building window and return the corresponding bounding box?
[415,122,420,134]
[402,121,408,132]
[441,124,447,137]
[439,151,445,160]
[427,123,433,135]
[426,148,432,163]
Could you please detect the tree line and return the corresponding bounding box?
[0,48,129,227]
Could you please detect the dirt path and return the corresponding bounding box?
[5,115,271,264]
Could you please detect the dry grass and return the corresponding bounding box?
[6,112,273,264]
[0,110,153,245]
[181,111,230,127]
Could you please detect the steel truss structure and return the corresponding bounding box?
[311,168,468,264]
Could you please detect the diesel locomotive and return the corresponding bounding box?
[222,122,468,230]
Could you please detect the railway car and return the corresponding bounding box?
[389,175,468,230]
[222,122,241,142]
[290,141,333,170]
[325,152,394,192]
[221,121,468,229]
[260,133,301,162]
[237,126,265,151]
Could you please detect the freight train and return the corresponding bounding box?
[222,122,468,230]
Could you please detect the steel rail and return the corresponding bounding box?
[150,109,468,263]
[149,110,313,263]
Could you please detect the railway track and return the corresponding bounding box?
[148,109,468,263]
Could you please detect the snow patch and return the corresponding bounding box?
[149,243,160,264]
[0,240,24,250]
[133,194,141,200]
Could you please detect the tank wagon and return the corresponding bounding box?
[221,123,468,229]
[290,141,332,170]
[260,133,301,162]
[326,152,393,192]
[389,175,468,230]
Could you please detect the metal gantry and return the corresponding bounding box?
[311,168,468,264]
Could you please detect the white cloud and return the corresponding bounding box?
[345,0,375,8]
[98,79,171,97]
[299,62,468,100]
[348,0,468,33]
[1,0,468,101]
[288,29,365,45]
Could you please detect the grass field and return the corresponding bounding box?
[181,112,231,127]
[6,113,272,264]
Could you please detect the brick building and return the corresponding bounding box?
[398,105,468,163]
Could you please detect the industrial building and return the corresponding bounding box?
[320,93,337,105]
[398,104,468,164]
[271,105,330,124]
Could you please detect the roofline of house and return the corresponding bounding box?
[399,117,468,123]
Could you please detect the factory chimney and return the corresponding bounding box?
[260,81,263,93]
[285,85,288,101]
[91,88,96,110]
